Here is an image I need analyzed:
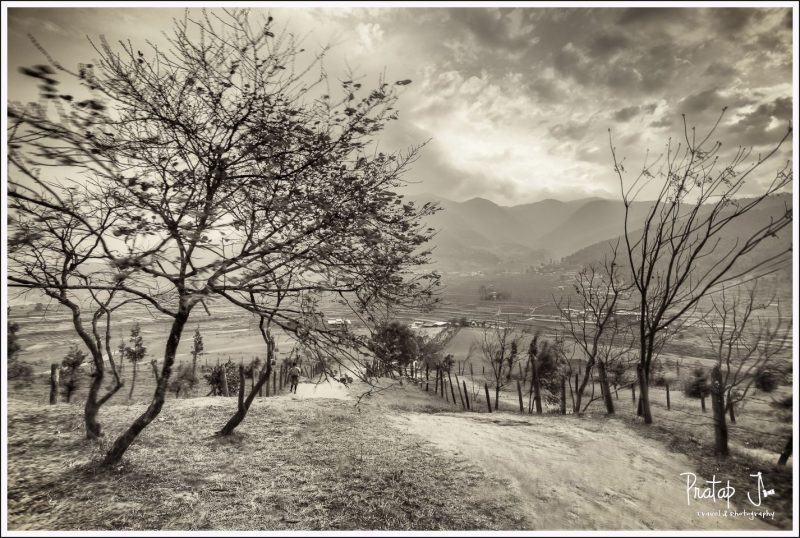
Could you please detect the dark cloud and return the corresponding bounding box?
[712,8,762,34]
[732,96,792,147]
[552,42,592,85]
[527,76,561,103]
[445,8,538,52]
[649,116,675,129]
[613,103,657,122]
[616,8,687,26]
[587,33,631,59]
[677,88,755,116]
[549,119,592,141]
[703,61,738,80]
[613,106,641,122]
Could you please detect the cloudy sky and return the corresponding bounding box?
[6,5,795,205]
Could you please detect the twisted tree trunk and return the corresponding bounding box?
[104,308,190,465]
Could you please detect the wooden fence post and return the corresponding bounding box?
[455,374,466,410]
[560,376,566,415]
[425,364,430,392]
[700,395,706,413]
[49,364,59,405]
[220,362,230,397]
[238,364,246,409]
[448,372,457,405]
[711,365,729,457]
[666,383,671,410]
[777,436,792,466]
[531,358,542,415]
[462,380,471,411]
[272,369,277,395]
[484,383,492,413]
[516,380,524,414]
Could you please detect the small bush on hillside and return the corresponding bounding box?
[649,357,667,386]
[683,367,710,399]
[7,319,32,381]
[169,363,199,398]
[754,367,781,392]
[60,343,87,402]
[203,360,240,396]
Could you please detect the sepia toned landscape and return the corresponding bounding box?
[3,3,797,534]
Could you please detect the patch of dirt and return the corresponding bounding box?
[388,411,775,531]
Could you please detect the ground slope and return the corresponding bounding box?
[388,412,774,531]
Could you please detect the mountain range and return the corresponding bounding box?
[411,192,792,273]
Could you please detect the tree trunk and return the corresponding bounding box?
[560,376,566,415]
[85,367,105,439]
[637,363,652,424]
[49,365,59,405]
[129,361,138,400]
[462,380,471,411]
[711,366,729,458]
[597,360,614,415]
[104,309,190,465]
[726,401,736,423]
[531,356,542,414]
[220,363,230,397]
[494,384,500,411]
[484,383,492,413]
[219,331,275,435]
[574,358,595,414]
[777,436,792,466]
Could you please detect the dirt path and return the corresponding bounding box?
[281,379,353,401]
[388,412,773,531]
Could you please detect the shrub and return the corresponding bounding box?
[169,363,198,397]
[60,343,87,402]
[649,357,667,386]
[754,367,780,392]
[683,367,710,399]
[7,319,32,381]
[203,359,240,396]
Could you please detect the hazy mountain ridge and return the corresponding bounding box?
[562,193,793,272]
[412,192,792,273]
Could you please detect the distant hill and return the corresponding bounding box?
[411,192,792,275]
[411,194,651,271]
[562,193,793,274]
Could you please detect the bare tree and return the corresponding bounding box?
[704,285,789,456]
[611,111,792,424]
[8,197,138,438]
[558,246,634,414]
[477,322,523,411]
[8,10,438,463]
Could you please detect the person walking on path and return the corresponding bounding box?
[289,363,301,394]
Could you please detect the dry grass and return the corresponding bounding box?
[6,397,527,531]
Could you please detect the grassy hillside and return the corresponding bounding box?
[6,395,526,531]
